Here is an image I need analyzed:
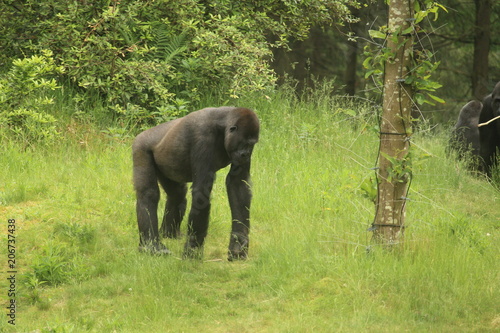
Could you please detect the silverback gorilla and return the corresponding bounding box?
[132,107,259,260]
[479,81,500,175]
[449,100,482,164]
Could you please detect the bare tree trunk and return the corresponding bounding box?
[372,0,414,246]
[472,0,492,100]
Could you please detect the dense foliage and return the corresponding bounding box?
[0,50,63,146]
[0,0,358,129]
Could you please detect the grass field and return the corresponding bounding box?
[1,92,499,332]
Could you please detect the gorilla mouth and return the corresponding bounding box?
[230,151,251,165]
[231,157,249,165]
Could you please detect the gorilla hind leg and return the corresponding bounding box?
[182,172,216,259]
[133,149,170,255]
[158,175,187,239]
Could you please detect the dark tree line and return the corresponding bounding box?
[271,0,499,121]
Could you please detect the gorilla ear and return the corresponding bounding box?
[229,126,238,133]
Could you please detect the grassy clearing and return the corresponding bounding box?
[0,92,499,332]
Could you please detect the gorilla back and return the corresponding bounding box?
[132,107,259,260]
[448,100,482,166]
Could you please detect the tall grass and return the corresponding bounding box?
[0,89,499,332]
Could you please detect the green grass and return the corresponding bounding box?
[0,92,499,332]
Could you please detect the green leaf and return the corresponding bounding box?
[414,1,421,12]
[415,93,426,105]
[428,94,445,104]
[362,57,373,69]
[402,27,413,35]
[436,3,448,13]
[364,70,375,79]
[415,11,425,24]
[368,30,386,40]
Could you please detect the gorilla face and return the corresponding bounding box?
[225,111,259,165]
[225,126,258,165]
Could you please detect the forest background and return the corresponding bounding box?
[0,0,499,332]
[1,0,499,137]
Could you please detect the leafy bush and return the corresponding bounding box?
[2,108,59,145]
[0,50,63,146]
[0,0,358,123]
[27,242,72,286]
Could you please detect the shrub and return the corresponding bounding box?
[0,50,63,146]
[28,243,71,286]
[0,0,358,124]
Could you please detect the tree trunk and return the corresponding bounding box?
[372,0,414,246]
[472,0,492,100]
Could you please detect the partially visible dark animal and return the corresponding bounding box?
[478,81,500,175]
[132,107,259,260]
[449,100,482,165]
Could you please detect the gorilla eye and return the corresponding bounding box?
[229,126,238,132]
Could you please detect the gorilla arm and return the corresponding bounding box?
[226,162,252,260]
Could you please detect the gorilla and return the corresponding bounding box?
[479,81,500,175]
[449,100,482,165]
[132,107,259,260]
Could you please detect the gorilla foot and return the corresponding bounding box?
[228,233,248,261]
[138,242,171,256]
[228,249,247,261]
[182,235,204,259]
[182,246,204,260]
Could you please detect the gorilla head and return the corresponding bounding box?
[490,82,500,117]
[224,109,259,166]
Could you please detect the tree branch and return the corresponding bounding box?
[478,115,500,127]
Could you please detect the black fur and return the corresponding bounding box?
[479,82,500,175]
[449,100,482,165]
[132,107,259,260]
